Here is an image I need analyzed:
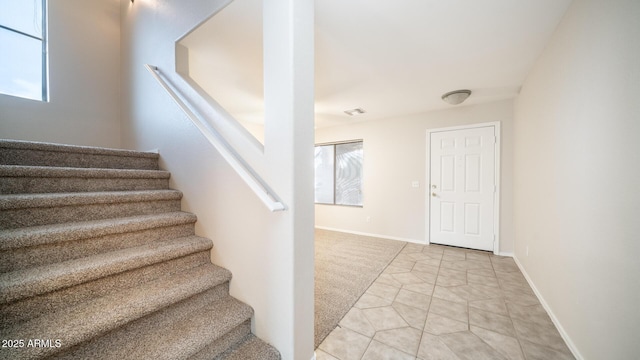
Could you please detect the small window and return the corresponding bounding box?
[314,140,363,206]
[0,0,48,101]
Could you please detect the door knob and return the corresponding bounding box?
[432,192,437,197]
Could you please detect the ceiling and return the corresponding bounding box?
[181,0,572,128]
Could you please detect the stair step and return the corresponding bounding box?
[0,263,232,359]
[0,212,197,272]
[0,235,213,305]
[0,190,182,229]
[190,321,253,360]
[0,140,279,359]
[56,296,255,360]
[0,139,159,170]
[1,250,212,326]
[217,334,281,360]
[0,165,171,194]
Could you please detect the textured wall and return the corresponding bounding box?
[119,1,315,359]
[513,0,640,358]
[315,100,515,254]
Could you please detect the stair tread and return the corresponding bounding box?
[0,139,159,159]
[0,212,197,251]
[62,296,254,360]
[0,235,213,304]
[0,140,276,359]
[0,189,182,209]
[0,263,231,357]
[0,164,170,178]
[220,334,281,360]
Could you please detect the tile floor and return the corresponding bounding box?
[317,242,575,360]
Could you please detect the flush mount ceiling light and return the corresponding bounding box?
[344,108,366,116]
[441,89,472,105]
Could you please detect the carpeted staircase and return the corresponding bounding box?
[0,139,280,360]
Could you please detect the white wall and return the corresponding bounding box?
[0,0,121,148]
[120,1,314,359]
[315,100,515,254]
[513,0,640,358]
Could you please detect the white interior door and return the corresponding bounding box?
[429,125,497,251]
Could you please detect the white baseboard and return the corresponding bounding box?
[315,226,425,244]
[311,352,316,360]
[512,256,584,360]
[497,251,514,257]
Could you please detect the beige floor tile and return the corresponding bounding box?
[320,237,575,360]
[439,331,507,360]
[471,325,525,360]
[440,260,469,271]
[395,253,420,262]
[355,293,393,309]
[498,278,535,295]
[412,261,440,274]
[429,297,469,323]
[374,274,404,288]
[403,244,426,253]
[443,248,467,257]
[436,275,467,287]
[402,282,434,296]
[492,261,520,273]
[519,339,575,360]
[417,332,460,360]
[512,318,572,353]
[448,284,497,301]
[468,283,504,299]
[367,282,401,301]
[432,285,468,304]
[405,252,437,262]
[424,313,468,335]
[469,307,517,337]
[464,259,494,270]
[393,272,428,285]
[422,246,444,255]
[467,273,500,287]
[390,259,417,270]
[506,303,554,326]
[363,306,410,330]
[446,285,486,302]
[319,327,371,360]
[443,254,468,262]
[362,340,416,360]
[438,267,467,280]
[339,307,376,337]
[373,327,422,356]
[465,252,492,262]
[410,270,438,283]
[470,268,497,278]
[501,287,540,306]
[383,265,411,275]
[392,301,428,330]
[495,270,527,283]
[468,297,509,316]
[394,289,432,310]
[316,349,340,360]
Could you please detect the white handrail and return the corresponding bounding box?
[145,64,286,212]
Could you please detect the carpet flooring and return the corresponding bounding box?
[315,229,406,348]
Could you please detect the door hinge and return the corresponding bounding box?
[494,185,497,193]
